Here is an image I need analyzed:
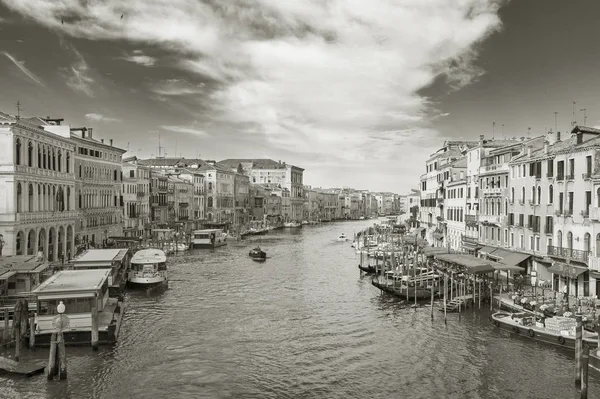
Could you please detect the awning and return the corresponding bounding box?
[548,263,588,277]
[479,246,497,255]
[492,263,524,272]
[423,247,453,256]
[497,251,531,268]
[486,248,510,259]
[435,253,496,274]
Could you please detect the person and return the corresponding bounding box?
[0,234,4,256]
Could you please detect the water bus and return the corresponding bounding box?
[128,249,168,287]
[191,229,228,249]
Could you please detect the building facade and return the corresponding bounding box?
[0,114,77,261]
[122,157,151,238]
[71,127,126,248]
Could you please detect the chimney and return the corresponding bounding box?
[110,139,113,146]
[82,129,86,138]
[88,128,93,138]
[544,141,548,154]
[527,147,531,157]
[101,139,104,143]
[556,131,561,142]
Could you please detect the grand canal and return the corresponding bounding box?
[2,219,599,398]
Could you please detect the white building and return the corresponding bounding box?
[122,157,151,238]
[445,174,466,251]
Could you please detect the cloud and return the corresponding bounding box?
[85,113,121,123]
[122,50,156,66]
[160,125,207,136]
[150,79,205,96]
[59,41,95,97]
[1,0,506,189]
[2,51,45,88]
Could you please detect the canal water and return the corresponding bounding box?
[2,219,599,398]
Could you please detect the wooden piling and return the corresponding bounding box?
[478,280,481,310]
[58,334,67,380]
[91,307,99,351]
[576,314,583,388]
[46,332,58,380]
[430,273,434,321]
[29,316,35,349]
[581,344,589,399]
[489,283,493,311]
[13,300,21,361]
[443,275,447,326]
[3,308,8,347]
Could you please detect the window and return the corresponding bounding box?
[547,159,554,177]
[587,155,592,176]
[520,234,524,249]
[66,153,70,173]
[568,158,575,179]
[537,186,541,204]
[504,229,508,244]
[568,192,574,213]
[596,234,600,257]
[27,141,33,167]
[521,187,525,202]
[510,232,514,247]
[511,187,515,202]
[584,233,591,253]
[531,186,535,203]
[16,182,22,212]
[15,139,21,165]
[585,191,592,215]
[557,230,562,249]
[535,236,540,251]
[567,231,573,250]
[559,192,564,213]
[529,236,534,250]
[549,185,553,204]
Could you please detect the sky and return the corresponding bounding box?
[1,0,598,194]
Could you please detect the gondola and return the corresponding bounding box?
[358,265,377,274]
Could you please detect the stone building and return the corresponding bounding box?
[71,127,126,248]
[0,113,77,261]
[122,156,151,238]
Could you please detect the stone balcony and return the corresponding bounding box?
[547,245,590,264]
[15,165,74,181]
[479,163,509,175]
[478,214,507,226]
[7,210,80,222]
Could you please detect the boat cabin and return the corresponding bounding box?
[31,269,111,334]
[192,229,227,249]
[71,249,130,295]
[0,255,52,298]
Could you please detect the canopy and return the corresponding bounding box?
[497,251,530,268]
[422,247,455,256]
[492,263,524,272]
[435,253,496,274]
[548,263,588,277]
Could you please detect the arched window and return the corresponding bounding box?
[78,192,82,209]
[521,187,525,202]
[27,141,33,167]
[38,184,42,210]
[584,233,591,253]
[511,187,515,203]
[557,230,563,249]
[37,146,41,168]
[57,151,62,172]
[113,170,117,181]
[79,165,82,178]
[28,184,34,212]
[66,187,71,211]
[505,199,509,215]
[66,152,70,173]
[537,186,541,204]
[52,149,56,171]
[42,146,47,169]
[567,231,573,251]
[16,182,22,213]
[549,185,554,204]
[531,186,535,204]
[207,197,213,208]
[15,138,21,165]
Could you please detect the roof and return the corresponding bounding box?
[572,125,600,135]
[218,158,287,170]
[0,255,50,277]
[138,158,208,168]
[435,253,496,274]
[451,157,467,168]
[511,132,600,164]
[32,269,111,293]
[70,133,127,153]
[131,249,166,264]
[72,249,128,264]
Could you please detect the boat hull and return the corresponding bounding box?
[371,280,435,300]
[128,276,168,286]
[491,312,598,350]
[358,265,378,274]
[192,241,227,249]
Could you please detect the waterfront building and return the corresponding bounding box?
[149,173,169,228]
[122,157,151,238]
[198,161,236,228]
[303,186,320,221]
[71,127,126,248]
[445,163,467,251]
[419,140,478,247]
[313,189,339,220]
[166,175,194,233]
[218,159,305,222]
[0,113,77,260]
[233,170,250,228]
[178,169,206,230]
[399,189,420,215]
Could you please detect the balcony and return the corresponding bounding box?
[547,245,590,263]
[167,201,175,208]
[137,191,146,197]
[583,172,592,180]
[567,174,575,181]
[478,215,506,226]
[556,174,565,181]
[465,214,478,225]
[179,202,189,207]
[15,210,79,222]
[479,163,509,174]
[581,210,589,219]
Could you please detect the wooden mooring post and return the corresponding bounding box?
[29,315,35,349]
[581,344,589,399]
[3,308,8,347]
[575,314,583,388]
[91,307,99,351]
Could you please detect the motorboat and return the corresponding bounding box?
[249,246,267,260]
[338,233,347,241]
[128,248,168,287]
[283,222,302,228]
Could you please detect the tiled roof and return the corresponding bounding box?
[572,125,600,135]
[451,157,467,168]
[510,132,600,164]
[218,158,287,170]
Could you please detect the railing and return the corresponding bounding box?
[567,174,575,180]
[557,174,564,181]
[465,214,478,224]
[16,210,79,221]
[547,245,590,263]
[535,174,541,180]
[479,163,509,174]
[179,202,189,207]
[478,215,506,225]
[137,191,145,197]
[15,165,73,179]
[583,172,592,180]
[546,172,554,178]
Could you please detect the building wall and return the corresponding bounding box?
[0,122,77,261]
[122,162,150,238]
[446,180,466,251]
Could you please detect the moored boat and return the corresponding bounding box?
[337,233,347,241]
[191,229,228,248]
[283,221,302,228]
[371,279,436,300]
[490,311,598,350]
[128,249,168,287]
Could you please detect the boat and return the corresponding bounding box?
[191,229,228,248]
[28,269,126,346]
[371,278,437,300]
[128,249,168,287]
[164,242,188,252]
[249,246,267,260]
[490,311,598,349]
[338,233,347,241]
[358,265,377,274]
[283,222,302,228]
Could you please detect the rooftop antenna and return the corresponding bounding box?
[175,139,178,158]
[581,108,587,125]
[527,127,531,137]
[572,101,577,128]
[15,100,22,120]
[127,142,130,152]
[554,111,558,132]
[492,122,495,139]
[157,134,164,158]
[502,124,505,139]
